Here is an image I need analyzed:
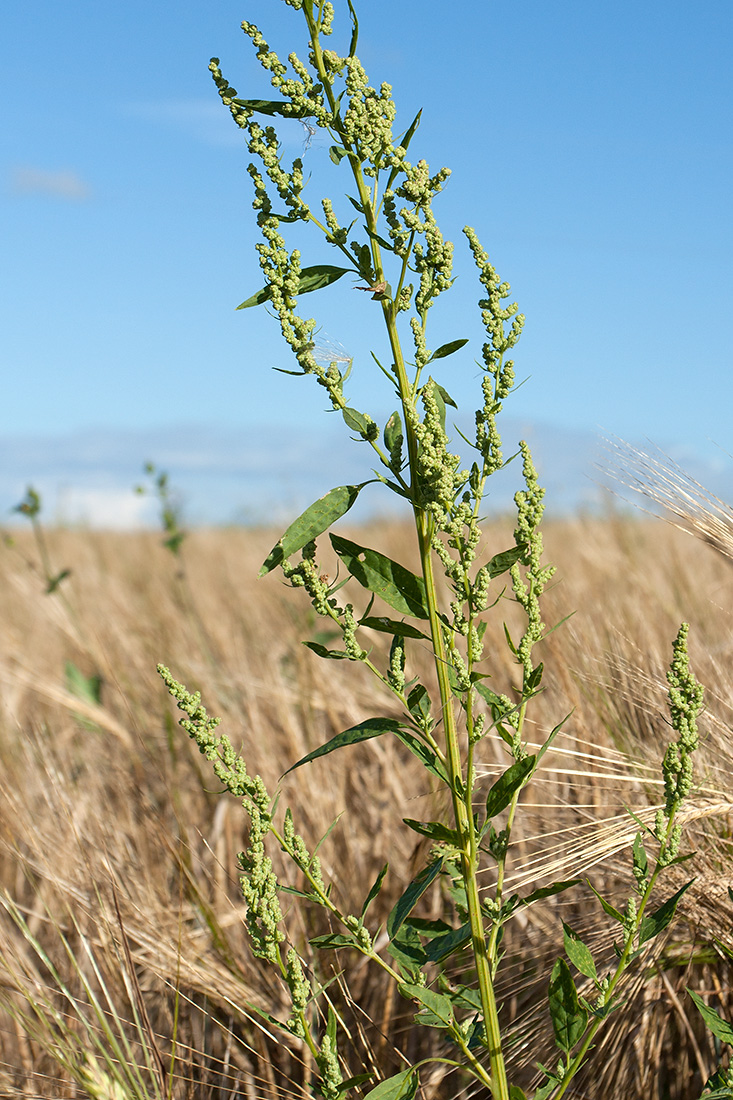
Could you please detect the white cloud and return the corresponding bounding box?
[53,487,156,530]
[9,165,92,201]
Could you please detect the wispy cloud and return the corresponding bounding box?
[9,165,92,201]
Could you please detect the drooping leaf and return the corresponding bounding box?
[237,264,351,310]
[259,483,366,575]
[392,728,449,783]
[428,339,469,362]
[302,642,350,660]
[687,988,733,1046]
[485,756,535,819]
[282,717,403,776]
[386,921,427,971]
[359,616,428,640]
[398,983,453,1027]
[361,863,389,919]
[638,879,695,946]
[587,881,625,924]
[424,922,472,963]
[406,684,432,723]
[548,958,587,1052]
[486,545,526,578]
[231,97,313,118]
[387,857,444,939]
[403,819,460,845]
[309,933,356,950]
[330,534,429,618]
[517,880,580,909]
[563,922,598,983]
[363,1069,419,1100]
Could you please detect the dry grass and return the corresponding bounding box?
[0,512,732,1098]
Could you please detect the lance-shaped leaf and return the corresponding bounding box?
[548,958,587,1052]
[282,717,403,776]
[309,933,357,950]
[587,880,625,924]
[485,756,535,819]
[424,922,472,963]
[428,338,469,362]
[403,819,460,845]
[361,863,389,919]
[392,728,449,784]
[237,264,351,310]
[563,922,598,983]
[302,642,350,660]
[486,545,526,578]
[260,483,366,575]
[687,989,733,1046]
[359,616,428,640]
[330,534,429,618]
[386,108,421,190]
[232,97,313,118]
[387,857,444,939]
[638,879,695,946]
[363,1069,419,1100]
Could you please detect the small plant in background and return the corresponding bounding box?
[157,3,725,1098]
[135,462,187,559]
[13,486,71,595]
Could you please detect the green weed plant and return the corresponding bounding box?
[159,3,727,1097]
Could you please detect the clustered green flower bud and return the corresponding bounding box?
[660,623,703,820]
[316,1033,344,1100]
[510,443,556,676]
[285,948,311,1037]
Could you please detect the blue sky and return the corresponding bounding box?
[3,1,732,525]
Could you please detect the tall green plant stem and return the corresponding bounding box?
[306,11,510,1093]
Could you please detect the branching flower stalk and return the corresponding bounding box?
[157,5,713,1100]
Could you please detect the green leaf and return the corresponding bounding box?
[485,756,535,819]
[428,339,469,362]
[360,863,389,918]
[309,933,357,950]
[687,988,733,1046]
[548,958,588,1052]
[638,879,695,946]
[302,641,350,660]
[282,717,403,776]
[65,661,102,707]
[330,534,429,618]
[387,857,444,939]
[398,983,453,1027]
[346,195,364,214]
[518,880,580,908]
[363,1069,418,1100]
[386,921,427,971]
[563,921,598,983]
[386,108,422,190]
[392,728,449,784]
[259,483,366,575]
[587,880,625,923]
[402,820,460,845]
[231,97,312,118]
[423,922,472,963]
[337,1075,374,1097]
[47,568,71,594]
[486,545,526,578]
[510,1088,528,1100]
[407,684,431,723]
[632,832,648,881]
[329,145,348,164]
[383,410,404,468]
[236,264,350,310]
[359,616,428,640]
[342,407,372,435]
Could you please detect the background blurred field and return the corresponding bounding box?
[0,515,732,1099]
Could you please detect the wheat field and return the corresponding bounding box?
[0,512,732,1099]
